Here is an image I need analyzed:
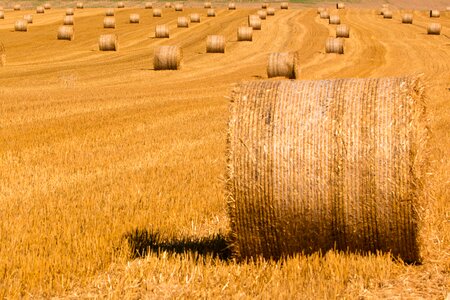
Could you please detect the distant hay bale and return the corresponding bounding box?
[257,10,267,20]
[66,8,74,15]
[103,17,116,28]
[0,43,5,67]
[76,2,83,9]
[14,4,21,11]
[280,2,288,9]
[206,35,225,53]
[261,3,268,9]
[105,8,114,16]
[248,15,261,30]
[153,8,162,17]
[383,10,393,18]
[382,4,389,8]
[99,34,118,51]
[237,26,253,41]
[427,23,441,35]
[165,2,172,8]
[190,13,200,22]
[329,15,340,24]
[145,2,153,9]
[63,15,74,25]
[267,52,296,79]
[23,14,33,24]
[154,45,182,70]
[320,11,330,19]
[447,6,450,11]
[14,19,27,31]
[177,16,189,27]
[155,24,169,38]
[117,2,125,8]
[129,14,140,23]
[267,7,275,16]
[204,2,212,8]
[228,2,236,10]
[402,14,413,24]
[336,24,349,38]
[57,26,74,40]
[429,10,440,18]
[227,76,429,264]
[317,7,325,14]
[325,37,344,54]
[0,11,4,19]
[336,2,345,9]
[36,6,45,13]
[207,9,216,17]
[174,3,183,11]
[44,3,51,9]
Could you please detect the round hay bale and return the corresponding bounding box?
[174,3,183,11]
[145,2,153,9]
[153,8,162,17]
[99,34,118,51]
[267,7,275,16]
[402,14,413,24]
[336,2,345,9]
[329,15,340,24]
[13,4,21,11]
[177,16,189,27]
[427,23,441,35]
[257,10,267,20]
[129,14,140,23]
[154,45,182,70]
[57,26,74,40]
[36,6,45,13]
[0,43,5,67]
[325,37,344,54]
[280,2,288,9]
[0,6,3,11]
[165,2,172,8]
[103,17,116,28]
[336,24,349,38]
[206,35,225,53]
[261,3,268,9]
[447,6,450,11]
[317,7,325,14]
[248,15,261,30]
[320,11,330,19]
[190,13,200,22]
[76,2,84,9]
[237,26,253,41]
[383,10,393,18]
[155,24,169,38]
[66,8,74,15]
[14,19,27,31]
[23,14,33,24]
[228,2,236,10]
[267,52,296,79]
[227,76,429,264]
[63,15,74,25]
[382,4,389,8]
[44,3,51,9]
[0,11,4,19]
[207,9,216,17]
[105,8,114,16]
[117,2,125,8]
[204,2,212,8]
[429,10,440,18]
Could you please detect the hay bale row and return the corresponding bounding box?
[329,15,340,24]
[99,34,118,51]
[228,2,236,10]
[227,76,428,264]
[402,14,413,24]
[145,2,153,9]
[280,2,288,9]
[36,6,45,13]
[429,10,440,18]
[248,15,261,30]
[257,10,267,20]
[66,8,74,15]
[336,24,349,38]
[177,16,189,28]
[237,26,252,41]
[190,13,200,22]
[207,9,216,17]
[117,2,125,8]
[206,35,225,53]
[267,7,275,16]
[57,26,74,40]
[129,14,140,23]
[325,37,344,54]
[427,23,441,35]
[15,19,27,31]
[105,8,114,16]
[76,2,84,9]
[103,17,115,28]
[154,45,181,70]
[267,52,296,79]
[23,14,33,24]
[153,8,162,17]
[155,24,169,38]
[63,15,74,25]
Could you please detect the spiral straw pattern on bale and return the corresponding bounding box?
[57,26,74,41]
[227,77,429,263]
[15,19,27,31]
[336,24,349,38]
[429,10,440,18]
[207,9,216,17]
[336,2,345,9]
[427,23,441,35]
[280,2,288,9]
[204,2,212,8]
[228,2,236,10]
[14,4,21,11]
[117,2,125,8]
[237,26,253,41]
[326,38,344,54]
[320,11,330,19]
[24,14,33,24]
[44,3,51,9]
[177,16,189,28]
[383,10,393,19]
[329,15,341,24]
[99,34,118,51]
[175,3,183,11]
[103,17,115,28]
[76,2,83,9]
[145,2,153,9]
[154,45,182,70]
[105,8,114,16]
[155,24,169,38]
[63,16,74,25]
[129,14,140,23]
[36,6,44,13]
[206,35,225,53]
[267,7,275,16]
[258,10,267,20]
[66,8,74,15]
[153,8,162,17]
[267,52,296,79]
[402,14,413,24]
[190,13,200,22]
[248,15,261,30]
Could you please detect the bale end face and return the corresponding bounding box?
[206,35,225,53]
[99,34,118,51]
[57,26,74,41]
[154,46,182,70]
[267,52,296,79]
[325,38,344,54]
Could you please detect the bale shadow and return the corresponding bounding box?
[123,228,232,261]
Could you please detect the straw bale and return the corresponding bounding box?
[57,26,74,41]
[429,10,440,18]
[248,15,261,30]
[103,17,115,28]
[15,19,27,31]
[267,52,296,79]
[280,2,288,9]
[325,37,344,54]
[206,35,225,53]
[190,13,200,22]
[267,7,275,16]
[177,16,189,27]
[237,26,253,41]
[145,2,153,9]
[402,14,413,24]
[383,10,393,18]
[329,15,340,24]
[204,2,212,8]
[207,9,216,17]
[99,34,118,51]
[36,6,44,13]
[14,4,21,11]
[129,14,140,23]
[174,3,183,11]
[258,10,267,20]
[320,11,330,19]
[427,23,441,35]
[63,15,74,25]
[76,2,83,9]
[24,14,32,23]
[336,24,349,38]
[153,8,162,17]
[228,3,236,10]
[336,2,345,9]
[66,8,74,15]
[105,8,114,16]
[155,24,169,38]
[44,3,51,9]
[154,45,182,70]
[117,2,125,8]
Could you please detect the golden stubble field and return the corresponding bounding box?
[0,0,449,298]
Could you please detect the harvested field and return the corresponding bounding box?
[0,1,449,298]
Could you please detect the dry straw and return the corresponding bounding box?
[165,2,172,8]
[427,23,441,35]
[0,43,5,67]
[129,14,140,23]
[14,4,21,11]
[15,19,27,31]
[336,24,349,38]
[204,2,212,8]
[207,9,216,17]
[317,7,325,14]
[206,35,225,53]
[103,17,115,28]
[23,14,33,24]
[383,10,393,18]
[154,45,182,70]
[228,2,236,10]
[177,16,189,28]
[237,26,253,41]
[190,13,200,22]
[145,2,153,9]
[336,2,345,9]
[174,3,183,11]
[66,8,74,15]
[320,11,330,19]
[329,15,340,24]
[280,2,288,9]
[325,37,344,54]
[248,15,261,30]
[99,34,118,51]
[267,52,296,79]
[155,24,169,38]
[76,2,83,9]
[267,7,275,16]
[261,3,268,9]
[36,6,44,13]
[227,77,429,263]
[257,10,267,20]
[0,11,4,19]
[429,10,440,18]
[57,26,74,40]
[63,15,74,25]
[402,14,413,24]
[117,2,125,8]
[153,8,162,17]
[44,3,51,9]
[105,8,114,16]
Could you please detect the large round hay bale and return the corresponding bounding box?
[402,14,413,24]
[227,76,429,263]
[57,26,74,40]
[320,11,330,19]
[154,45,182,70]
[427,23,441,35]
[190,13,200,22]
[145,2,153,9]
[165,2,172,8]
[105,8,114,16]
[336,2,345,9]
[267,7,275,16]
[44,3,51,9]
[383,10,393,18]
[103,17,115,28]
[99,34,118,51]
[66,8,74,15]
[129,14,140,23]
[429,10,440,18]
[23,14,33,24]
[204,2,212,8]
[228,2,236,10]
[257,10,267,20]
[174,3,183,11]
[280,2,288,9]
[177,16,189,27]
[155,24,169,38]
[153,8,162,17]
[0,11,4,19]
[206,35,225,53]
[267,52,296,79]
[325,37,344,54]
[13,4,21,11]
[248,15,261,30]
[237,26,253,41]
[117,2,125,8]
[63,15,74,25]
[336,24,349,38]
[329,15,340,24]
[76,2,83,9]
[261,3,268,9]
[207,9,216,17]
[36,6,45,13]
[14,19,27,31]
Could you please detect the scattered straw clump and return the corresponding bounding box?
[248,15,261,30]
[228,2,236,10]
[105,8,114,16]
[237,26,252,41]
[190,13,200,22]
[129,14,140,23]
[429,10,440,18]
[36,6,44,13]
[66,8,74,15]
[76,2,83,9]
[206,35,225,53]
[99,34,118,51]
[117,2,125,8]
[103,17,115,28]
[0,43,5,67]
[383,10,393,19]
[145,2,153,9]
[427,23,441,35]
[257,10,267,20]
[336,2,345,9]
[267,52,296,79]
[204,2,212,8]
[329,15,340,24]
[44,3,51,9]
[14,19,27,31]
[320,11,330,19]
[57,26,74,41]
[402,14,413,24]
[174,3,183,11]
[207,9,216,17]
[63,15,74,25]
[177,16,188,28]
[23,14,33,24]
[155,24,169,38]
[280,2,288,9]
[13,4,21,11]
[267,7,275,16]
[325,37,344,54]
[336,24,349,38]
[153,8,162,17]
[227,76,429,263]
[154,45,182,70]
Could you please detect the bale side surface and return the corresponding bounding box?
[336,24,349,38]
[99,34,118,51]
[14,19,27,31]
[63,15,74,25]
[153,8,162,17]
[402,14,413,24]
[103,17,115,28]
[237,26,252,41]
[206,35,225,53]
[57,26,74,40]
[267,52,296,79]
[227,77,429,263]
[248,15,261,30]
[177,16,189,27]
[66,8,74,15]
[326,38,344,54]
[155,25,169,38]
[154,45,182,70]
[427,23,441,35]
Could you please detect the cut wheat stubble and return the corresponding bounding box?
[57,26,74,41]
[0,43,5,67]
[206,35,225,53]
[237,26,253,41]
[155,24,169,38]
[99,34,118,51]
[154,46,182,70]
[267,52,296,79]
